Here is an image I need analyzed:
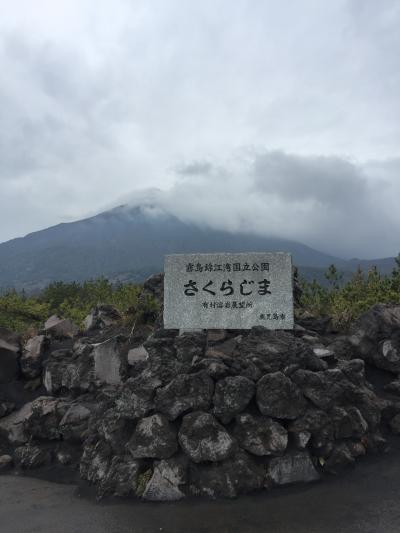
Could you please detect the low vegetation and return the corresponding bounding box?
[1,256,400,334]
[299,254,400,328]
[0,278,159,334]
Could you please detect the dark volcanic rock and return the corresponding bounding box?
[44,315,79,339]
[239,328,325,374]
[389,414,400,434]
[0,454,13,471]
[266,451,320,486]
[174,331,207,366]
[189,451,265,498]
[331,406,368,439]
[14,443,52,469]
[142,273,164,302]
[0,401,15,419]
[59,403,92,442]
[24,396,71,441]
[99,455,141,497]
[97,407,133,453]
[373,337,400,373]
[324,442,355,473]
[1,302,399,501]
[127,414,177,459]
[80,440,112,487]
[84,304,122,332]
[179,411,236,463]
[44,347,94,394]
[0,328,20,384]
[288,408,333,450]
[114,376,157,419]
[143,335,182,384]
[21,335,47,379]
[256,371,307,419]
[349,304,400,367]
[213,376,255,423]
[234,413,288,456]
[80,440,141,498]
[0,402,34,445]
[155,371,214,420]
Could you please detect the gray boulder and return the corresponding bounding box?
[14,444,52,469]
[0,454,13,471]
[84,304,122,332]
[291,369,347,410]
[0,401,15,419]
[114,376,157,419]
[44,315,79,338]
[21,335,47,379]
[349,304,400,362]
[190,451,264,498]
[234,413,288,456]
[174,331,207,366]
[331,406,368,439]
[24,396,71,441]
[288,408,333,450]
[325,442,355,473]
[213,376,255,423]
[80,440,112,487]
[142,272,164,302]
[239,328,325,374]
[99,455,141,497]
[127,414,177,459]
[266,451,320,486]
[127,345,149,373]
[143,456,188,501]
[59,404,92,442]
[292,430,312,449]
[80,440,141,498]
[93,337,127,386]
[143,335,182,384]
[389,413,400,434]
[384,380,400,396]
[257,371,307,419]
[97,407,132,453]
[373,338,400,373]
[0,402,34,445]
[178,411,236,463]
[155,371,214,420]
[44,349,94,394]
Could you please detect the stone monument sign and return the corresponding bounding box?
[164,252,294,329]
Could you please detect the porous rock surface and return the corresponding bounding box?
[1,302,400,501]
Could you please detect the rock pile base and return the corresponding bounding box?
[1,303,400,500]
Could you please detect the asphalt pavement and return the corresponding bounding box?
[1,450,400,533]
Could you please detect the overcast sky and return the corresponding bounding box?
[1,0,399,258]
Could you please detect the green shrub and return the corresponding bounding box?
[0,278,158,334]
[0,290,50,333]
[300,254,400,329]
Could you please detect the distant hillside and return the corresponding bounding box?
[0,205,396,291]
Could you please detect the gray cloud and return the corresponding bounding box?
[119,150,400,259]
[0,0,399,259]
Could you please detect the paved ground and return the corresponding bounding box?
[1,450,400,533]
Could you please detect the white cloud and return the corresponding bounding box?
[0,0,399,258]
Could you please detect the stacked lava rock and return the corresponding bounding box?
[1,303,400,500]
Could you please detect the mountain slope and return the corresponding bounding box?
[0,206,395,291]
